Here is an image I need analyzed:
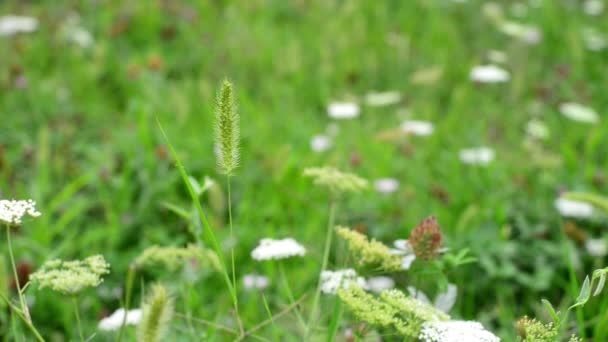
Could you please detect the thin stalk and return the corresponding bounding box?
[72,297,84,342]
[116,265,136,342]
[278,263,306,331]
[227,176,243,336]
[306,199,337,338]
[0,291,44,342]
[6,227,29,323]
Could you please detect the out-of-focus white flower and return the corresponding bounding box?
[419,320,500,342]
[366,276,395,293]
[65,27,94,48]
[364,91,401,107]
[0,199,41,225]
[487,50,507,64]
[555,198,593,218]
[499,21,542,44]
[459,147,495,165]
[320,269,367,294]
[242,274,270,290]
[401,120,434,136]
[374,178,400,194]
[0,15,38,36]
[328,102,359,119]
[510,3,528,17]
[251,238,306,261]
[482,2,504,21]
[310,135,332,152]
[584,0,604,15]
[470,65,510,83]
[525,119,549,140]
[583,28,607,51]
[586,238,608,257]
[391,240,417,270]
[98,308,142,331]
[559,102,599,124]
[407,284,458,313]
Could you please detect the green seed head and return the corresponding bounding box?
[214,79,240,176]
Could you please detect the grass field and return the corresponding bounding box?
[2,0,608,341]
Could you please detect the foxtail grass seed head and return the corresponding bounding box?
[251,238,306,261]
[303,167,368,195]
[0,199,41,226]
[409,216,443,261]
[138,284,174,342]
[214,79,240,176]
[30,255,110,296]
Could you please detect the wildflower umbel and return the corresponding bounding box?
[98,308,142,331]
[30,255,110,296]
[303,166,368,195]
[138,284,174,342]
[419,320,500,342]
[409,216,443,260]
[251,238,306,261]
[516,317,558,342]
[214,79,240,176]
[320,269,367,294]
[0,199,41,225]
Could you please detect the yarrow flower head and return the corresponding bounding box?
[98,308,142,331]
[30,255,110,296]
[401,120,434,136]
[419,320,500,342]
[303,167,368,195]
[470,65,510,83]
[459,147,495,165]
[409,216,443,261]
[0,199,41,226]
[559,102,599,124]
[214,79,240,176]
[320,269,367,294]
[251,238,306,261]
[327,102,360,119]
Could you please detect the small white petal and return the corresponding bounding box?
[459,147,495,165]
[251,238,306,261]
[585,238,608,257]
[364,91,401,107]
[320,269,367,295]
[310,135,332,152]
[559,102,599,123]
[243,274,270,290]
[366,276,395,293]
[434,284,458,313]
[407,287,432,305]
[374,178,400,194]
[555,198,594,218]
[98,308,142,331]
[401,120,434,136]
[401,254,417,270]
[526,119,549,140]
[470,65,510,83]
[328,102,360,120]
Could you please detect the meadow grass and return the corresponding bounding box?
[1,0,608,340]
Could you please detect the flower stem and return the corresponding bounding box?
[6,227,29,323]
[227,175,243,336]
[72,297,84,342]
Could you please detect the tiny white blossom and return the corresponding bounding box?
[584,0,604,15]
[407,284,458,313]
[419,320,500,342]
[486,50,507,64]
[366,276,395,293]
[525,119,549,140]
[364,91,401,107]
[310,135,332,152]
[555,197,593,218]
[0,15,38,36]
[585,238,607,257]
[320,269,367,294]
[401,120,434,136]
[459,147,495,165]
[0,199,41,225]
[559,102,599,124]
[65,27,94,48]
[251,238,306,261]
[470,65,510,83]
[327,102,360,120]
[98,308,142,331]
[242,274,270,290]
[583,28,607,51]
[499,21,542,44]
[374,178,400,194]
[391,240,417,270]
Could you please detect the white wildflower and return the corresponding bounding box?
[374,178,400,194]
[408,284,458,313]
[469,65,510,83]
[419,320,500,342]
[584,0,604,16]
[320,269,367,294]
[525,119,549,140]
[65,27,93,48]
[559,102,599,124]
[585,238,607,257]
[486,50,507,64]
[251,238,306,261]
[242,274,270,290]
[499,21,542,44]
[555,197,593,218]
[459,147,495,165]
[310,134,332,152]
[98,308,142,331]
[327,102,360,119]
[0,15,38,36]
[0,199,41,225]
[391,240,417,270]
[401,120,434,136]
[583,28,607,51]
[364,91,401,107]
[366,276,395,293]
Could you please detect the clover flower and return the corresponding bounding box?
[409,216,443,261]
[304,167,368,194]
[30,255,110,295]
[98,308,142,331]
[320,269,367,294]
[419,320,500,342]
[251,238,306,261]
[0,199,41,225]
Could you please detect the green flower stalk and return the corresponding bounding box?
[336,226,402,271]
[215,79,240,176]
[138,284,174,342]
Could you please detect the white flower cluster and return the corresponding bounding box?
[242,274,270,290]
[320,269,367,294]
[419,320,500,342]
[470,65,510,83]
[251,238,306,261]
[374,178,400,194]
[98,308,142,331]
[559,102,599,124]
[0,15,38,36]
[0,199,41,225]
[30,255,110,295]
[401,120,434,136]
[459,147,495,166]
[554,197,593,218]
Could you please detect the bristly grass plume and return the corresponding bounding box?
[138,284,174,342]
[215,79,240,176]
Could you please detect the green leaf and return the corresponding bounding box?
[541,299,560,324]
[570,276,591,309]
[593,271,607,297]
